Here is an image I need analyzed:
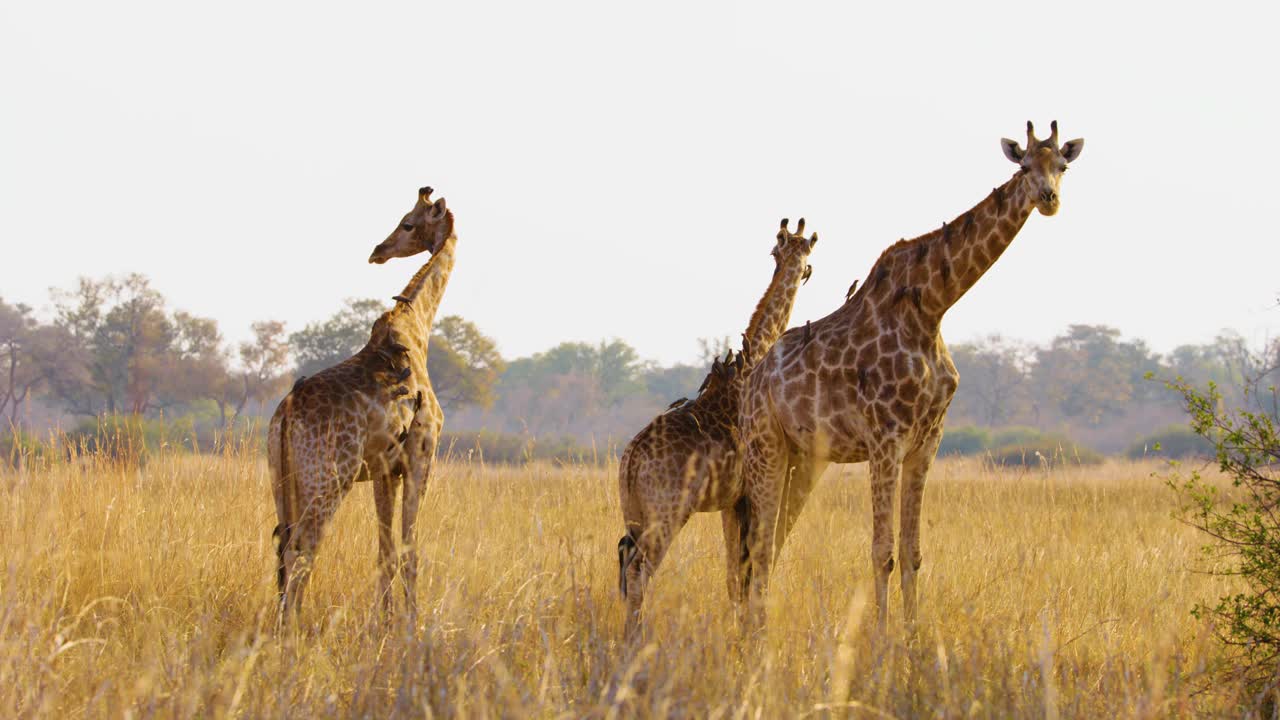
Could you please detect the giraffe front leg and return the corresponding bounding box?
[899,430,941,628]
[720,498,751,606]
[868,446,903,635]
[400,430,437,623]
[373,471,400,618]
[773,452,828,558]
[621,525,659,643]
[742,435,789,632]
[625,505,693,643]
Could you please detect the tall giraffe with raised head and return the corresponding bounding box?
[737,122,1084,631]
[270,186,457,621]
[616,218,817,639]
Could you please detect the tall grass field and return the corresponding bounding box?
[0,448,1247,717]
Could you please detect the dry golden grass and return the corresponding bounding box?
[0,450,1248,717]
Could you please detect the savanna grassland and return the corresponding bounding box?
[0,449,1248,718]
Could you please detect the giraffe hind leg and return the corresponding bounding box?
[373,471,400,617]
[272,523,290,600]
[617,531,639,599]
[720,497,752,605]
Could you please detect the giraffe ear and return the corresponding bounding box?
[1000,138,1024,163]
[1061,138,1084,163]
[428,197,448,219]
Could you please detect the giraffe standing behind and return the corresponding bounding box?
[269,186,458,621]
[616,218,817,639]
[737,122,1084,632]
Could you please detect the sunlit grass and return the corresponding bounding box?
[0,449,1246,717]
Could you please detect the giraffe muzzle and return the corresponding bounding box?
[368,244,391,264]
[1039,189,1057,204]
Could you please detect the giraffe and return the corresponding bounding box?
[269,185,457,621]
[616,218,817,639]
[737,122,1084,632]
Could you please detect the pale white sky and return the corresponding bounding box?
[2,1,1277,365]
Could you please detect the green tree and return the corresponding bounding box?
[429,316,505,410]
[640,363,704,403]
[220,320,291,428]
[596,339,643,402]
[1031,324,1160,426]
[42,274,238,420]
[289,298,386,377]
[48,274,175,416]
[949,335,1031,426]
[1,299,37,423]
[158,310,228,413]
[697,335,734,367]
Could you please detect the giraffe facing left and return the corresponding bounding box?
[268,186,458,623]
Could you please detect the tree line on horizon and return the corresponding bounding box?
[3,272,1277,457]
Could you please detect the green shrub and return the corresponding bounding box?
[64,414,211,466]
[937,426,990,456]
[1,429,52,468]
[991,426,1044,447]
[437,430,608,465]
[985,434,1103,468]
[1127,425,1216,460]
[1165,377,1280,698]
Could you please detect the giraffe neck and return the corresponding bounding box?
[855,171,1036,325]
[741,261,807,367]
[387,234,458,372]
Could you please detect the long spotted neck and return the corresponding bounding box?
[857,172,1035,325]
[741,257,808,367]
[388,234,458,374]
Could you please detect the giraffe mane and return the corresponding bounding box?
[848,172,1023,306]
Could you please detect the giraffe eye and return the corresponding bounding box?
[401,222,414,231]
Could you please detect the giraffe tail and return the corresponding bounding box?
[617,531,639,599]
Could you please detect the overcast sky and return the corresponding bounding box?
[2,1,1277,366]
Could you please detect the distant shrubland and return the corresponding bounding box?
[4,276,1278,458]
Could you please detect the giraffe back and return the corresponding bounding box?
[618,356,746,531]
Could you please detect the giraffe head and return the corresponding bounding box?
[773,217,818,284]
[1000,121,1084,216]
[368,186,455,264]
